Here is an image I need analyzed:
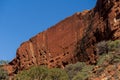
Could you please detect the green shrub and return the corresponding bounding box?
[107,40,120,51]
[0,68,9,80]
[65,62,86,80]
[15,66,68,80]
[15,66,49,80]
[28,66,49,80]
[97,53,113,66]
[47,68,69,80]
[15,70,30,80]
[111,55,120,64]
[95,40,120,55]
[96,40,120,65]
[96,41,108,55]
[81,65,94,72]
[72,65,94,80]
[72,72,88,80]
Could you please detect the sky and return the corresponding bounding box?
[0,0,97,61]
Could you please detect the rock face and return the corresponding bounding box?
[5,0,120,74]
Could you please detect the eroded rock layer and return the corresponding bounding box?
[5,0,120,74]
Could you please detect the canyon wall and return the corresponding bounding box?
[4,0,120,74]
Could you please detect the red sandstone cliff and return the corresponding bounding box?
[4,0,120,74]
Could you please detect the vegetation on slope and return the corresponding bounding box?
[14,66,69,80]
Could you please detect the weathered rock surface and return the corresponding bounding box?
[5,0,120,74]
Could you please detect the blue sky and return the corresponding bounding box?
[0,0,97,61]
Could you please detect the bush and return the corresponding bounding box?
[15,70,31,80]
[107,40,120,51]
[72,65,94,80]
[111,54,120,64]
[28,66,49,80]
[96,41,108,55]
[72,72,88,80]
[65,62,86,80]
[47,68,69,80]
[0,68,9,80]
[15,66,49,80]
[15,66,68,80]
[0,60,9,80]
[95,40,120,55]
[96,40,120,65]
[96,53,113,66]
